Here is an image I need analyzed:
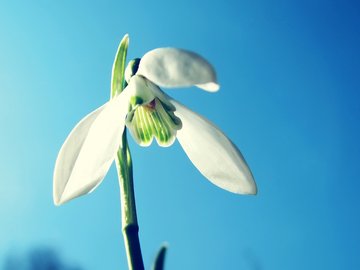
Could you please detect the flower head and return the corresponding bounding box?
[53,37,256,205]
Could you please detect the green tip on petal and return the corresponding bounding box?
[130,96,144,106]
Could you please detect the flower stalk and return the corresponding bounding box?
[111,34,144,270]
[115,134,144,270]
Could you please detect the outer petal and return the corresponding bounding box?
[53,93,129,205]
[171,100,257,195]
[137,48,219,92]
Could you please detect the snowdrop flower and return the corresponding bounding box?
[53,47,257,205]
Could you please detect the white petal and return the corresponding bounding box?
[137,48,219,92]
[126,75,157,105]
[53,93,129,205]
[172,100,257,195]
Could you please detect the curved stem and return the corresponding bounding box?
[116,133,144,270]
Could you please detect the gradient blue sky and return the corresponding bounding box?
[1,0,359,269]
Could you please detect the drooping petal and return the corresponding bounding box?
[171,100,257,195]
[53,93,129,205]
[137,48,219,92]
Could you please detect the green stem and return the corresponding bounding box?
[115,133,144,270]
[111,34,144,270]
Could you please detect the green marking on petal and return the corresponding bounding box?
[130,96,144,106]
[127,98,182,147]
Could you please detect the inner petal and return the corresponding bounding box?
[126,98,182,147]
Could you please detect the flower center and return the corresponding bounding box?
[126,98,182,147]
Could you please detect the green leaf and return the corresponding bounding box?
[152,244,168,270]
[111,34,129,98]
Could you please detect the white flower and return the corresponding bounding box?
[53,47,257,205]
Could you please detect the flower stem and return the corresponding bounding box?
[111,34,144,270]
[115,133,144,270]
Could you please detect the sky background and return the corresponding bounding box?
[1,0,359,269]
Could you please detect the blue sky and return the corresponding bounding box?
[1,0,359,269]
